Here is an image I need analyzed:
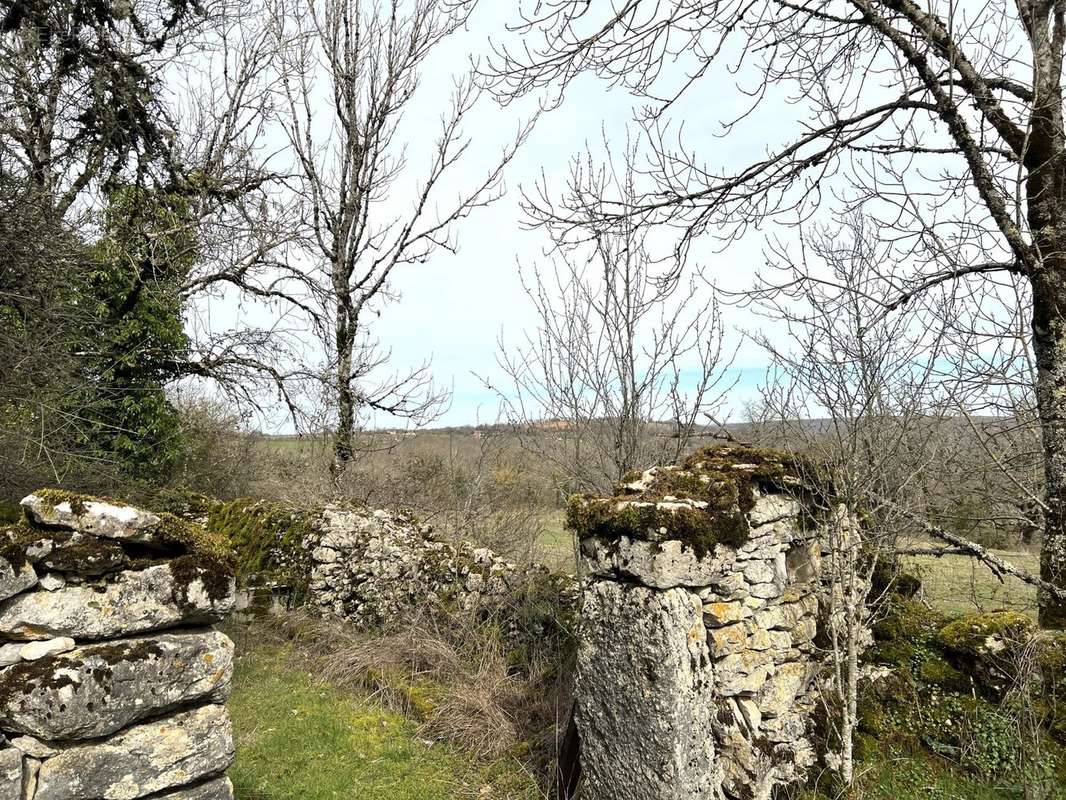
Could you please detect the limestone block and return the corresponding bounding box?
[17,637,74,661]
[748,493,801,527]
[20,495,160,542]
[0,559,36,603]
[702,599,749,627]
[750,581,783,600]
[760,711,808,743]
[582,535,728,589]
[37,574,65,592]
[577,580,720,800]
[708,623,749,658]
[0,630,234,740]
[715,650,774,697]
[9,736,56,759]
[0,645,22,668]
[741,560,776,584]
[0,563,234,641]
[758,662,811,718]
[39,539,128,577]
[0,748,20,800]
[22,757,40,800]
[33,704,233,800]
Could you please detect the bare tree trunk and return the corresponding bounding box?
[1032,270,1066,628]
[333,300,356,473]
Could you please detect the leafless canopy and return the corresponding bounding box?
[271,0,532,472]
[490,140,736,495]
[465,0,1066,626]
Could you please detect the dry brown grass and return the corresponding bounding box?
[237,609,572,777]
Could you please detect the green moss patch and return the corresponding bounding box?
[206,498,318,582]
[566,444,829,557]
[40,539,128,576]
[0,521,78,572]
[31,487,98,517]
[937,611,1036,660]
[872,597,948,644]
[146,512,234,566]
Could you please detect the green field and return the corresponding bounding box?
[903,547,1039,617]
[228,637,540,800]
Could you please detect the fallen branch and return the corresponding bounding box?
[892,507,1066,602]
[896,546,971,557]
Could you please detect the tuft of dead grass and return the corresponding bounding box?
[239,608,573,779]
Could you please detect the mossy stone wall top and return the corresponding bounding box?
[567,444,824,557]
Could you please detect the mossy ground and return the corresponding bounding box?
[0,501,21,524]
[852,596,1066,798]
[802,740,1066,800]
[228,642,539,800]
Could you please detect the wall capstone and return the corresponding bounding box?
[0,491,237,800]
[570,445,830,800]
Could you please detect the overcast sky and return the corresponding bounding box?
[204,3,805,432]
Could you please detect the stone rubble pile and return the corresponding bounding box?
[309,505,575,630]
[0,492,237,800]
[572,446,829,800]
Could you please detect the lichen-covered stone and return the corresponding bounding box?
[937,611,1036,659]
[0,645,20,668]
[37,574,64,592]
[936,611,1036,698]
[0,562,234,641]
[154,777,234,799]
[21,493,160,542]
[574,446,832,800]
[308,505,576,637]
[0,558,35,602]
[0,748,20,799]
[758,661,811,718]
[9,736,57,759]
[39,540,127,577]
[568,445,826,558]
[33,704,233,800]
[0,630,233,740]
[576,580,719,800]
[581,534,729,589]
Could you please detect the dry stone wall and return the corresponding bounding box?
[308,505,576,633]
[0,492,237,800]
[571,445,829,800]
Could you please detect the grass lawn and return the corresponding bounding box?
[902,547,1039,617]
[530,511,574,572]
[228,644,540,800]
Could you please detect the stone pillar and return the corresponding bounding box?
[571,446,826,800]
[0,492,237,800]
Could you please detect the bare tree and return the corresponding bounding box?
[488,142,735,496]
[751,214,952,788]
[270,0,530,478]
[167,4,317,422]
[466,0,1066,628]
